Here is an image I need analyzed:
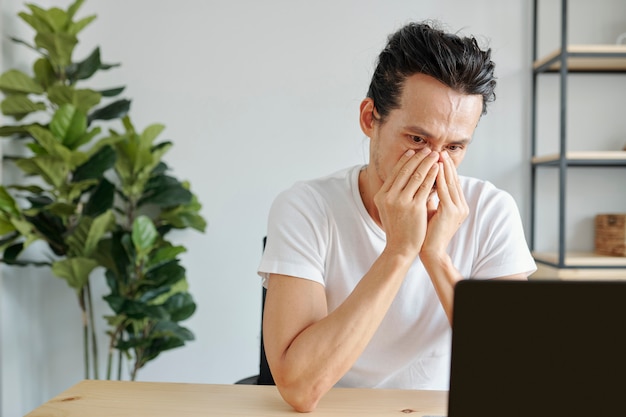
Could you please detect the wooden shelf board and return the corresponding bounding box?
[531,252,626,281]
[531,263,626,280]
[532,150,626,165]
[533,251,626,267]
[534,44,626,71]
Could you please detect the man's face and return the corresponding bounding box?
[365,73,483,188]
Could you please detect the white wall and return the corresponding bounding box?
[1,0,624,415]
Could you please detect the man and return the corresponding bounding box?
[258,21,536,412]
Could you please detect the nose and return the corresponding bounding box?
[432,150,445,163]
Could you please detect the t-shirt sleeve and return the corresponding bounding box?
[471,189,537,279]
[258,183,329,287]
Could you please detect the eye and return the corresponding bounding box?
[410,135,426,145]
[447,144,464,152]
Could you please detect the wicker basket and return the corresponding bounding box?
[595,214,626,257]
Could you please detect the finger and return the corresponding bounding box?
[434,161,450,204]
[380,149,417,193]
[400,150,438,197]
[412,159,439,201]
[440,152,461,203]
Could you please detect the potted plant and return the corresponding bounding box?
[0,0,206,380]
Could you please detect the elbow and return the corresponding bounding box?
[275,376,326,413]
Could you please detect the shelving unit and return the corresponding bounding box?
[530,0,626,278]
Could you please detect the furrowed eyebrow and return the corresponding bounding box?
[405,125,472,144]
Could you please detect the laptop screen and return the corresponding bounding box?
[448,279,626,417]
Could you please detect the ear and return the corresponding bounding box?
[359,98,376,138]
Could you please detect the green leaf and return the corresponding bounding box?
[65,178,98,202]
[47,85,101,113]
[1,95,46,117]
[160,209,207,233]
[159,191,206,232]
[46,202,78,217]
[69,47,120,82]
[99,86,125,97]
[52,257,98,290]
[0,219,18,237]
[66,0,85,22]
[103,294,124,314]
[0,69,45,94]
[0,229,19,246]
[83,178,115,217]
[132,216,158,256]
[73,89,102,113]
[50,104,87,149]
[148,279,189,305]
[0,124,38,137]
[73,145,116,182]
[103,314,126,329]
[27,5,67,33]
[138,175,192,208]
[2,243,24,263]
[163,292,196,322]
[97,234,131,283]
[24,210,67,255]
[84,210,115,256]
[18,11,53,34]
[145,246,187,271]
[70,125,101,151]
[16,156,69,189]
[69,47,100,81]
[141,124,165,147]
[35,32,78,68]
[26,125,73,161]
[33,58,56,90]
[25,195,53,208]
[67,15,97,36]
[145,262,185,288]
[10,217,36,238]
[126,302,169,320]
[138,286,172,304]
[151,321,194,341]
[46,7,69,32]
[140,338,185,363]
[0,187,22,217]
[88,99,131,123]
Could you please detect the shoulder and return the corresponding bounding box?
[272,166,361,209]
[459,175,517,209]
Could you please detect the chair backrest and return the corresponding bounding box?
[258,283,274,385]
[235,236,274,385]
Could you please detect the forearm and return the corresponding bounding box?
[266,250,413,412]
[419,250,462,324]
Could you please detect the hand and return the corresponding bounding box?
[421,151,469,258]
[374,148,440,259]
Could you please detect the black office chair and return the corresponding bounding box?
[235,237,275,385]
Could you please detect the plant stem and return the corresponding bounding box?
[78,289,89,379]
[86,282,99,379]
[106,346,112,381]
[117,348,122,380]
[106,323,125,380]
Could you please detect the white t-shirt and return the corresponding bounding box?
[258,165,536,390]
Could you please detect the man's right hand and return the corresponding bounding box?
[373,148,440,259]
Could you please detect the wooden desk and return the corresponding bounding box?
[26,380,448,416]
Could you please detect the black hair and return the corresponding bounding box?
[366,21,496,122]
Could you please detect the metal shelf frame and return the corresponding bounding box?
[530,0,626,270]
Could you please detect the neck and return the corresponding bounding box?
[358,165,382,226]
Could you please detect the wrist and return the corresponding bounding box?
[420,250,462,284]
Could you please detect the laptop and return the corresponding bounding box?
[446,279,626,417]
